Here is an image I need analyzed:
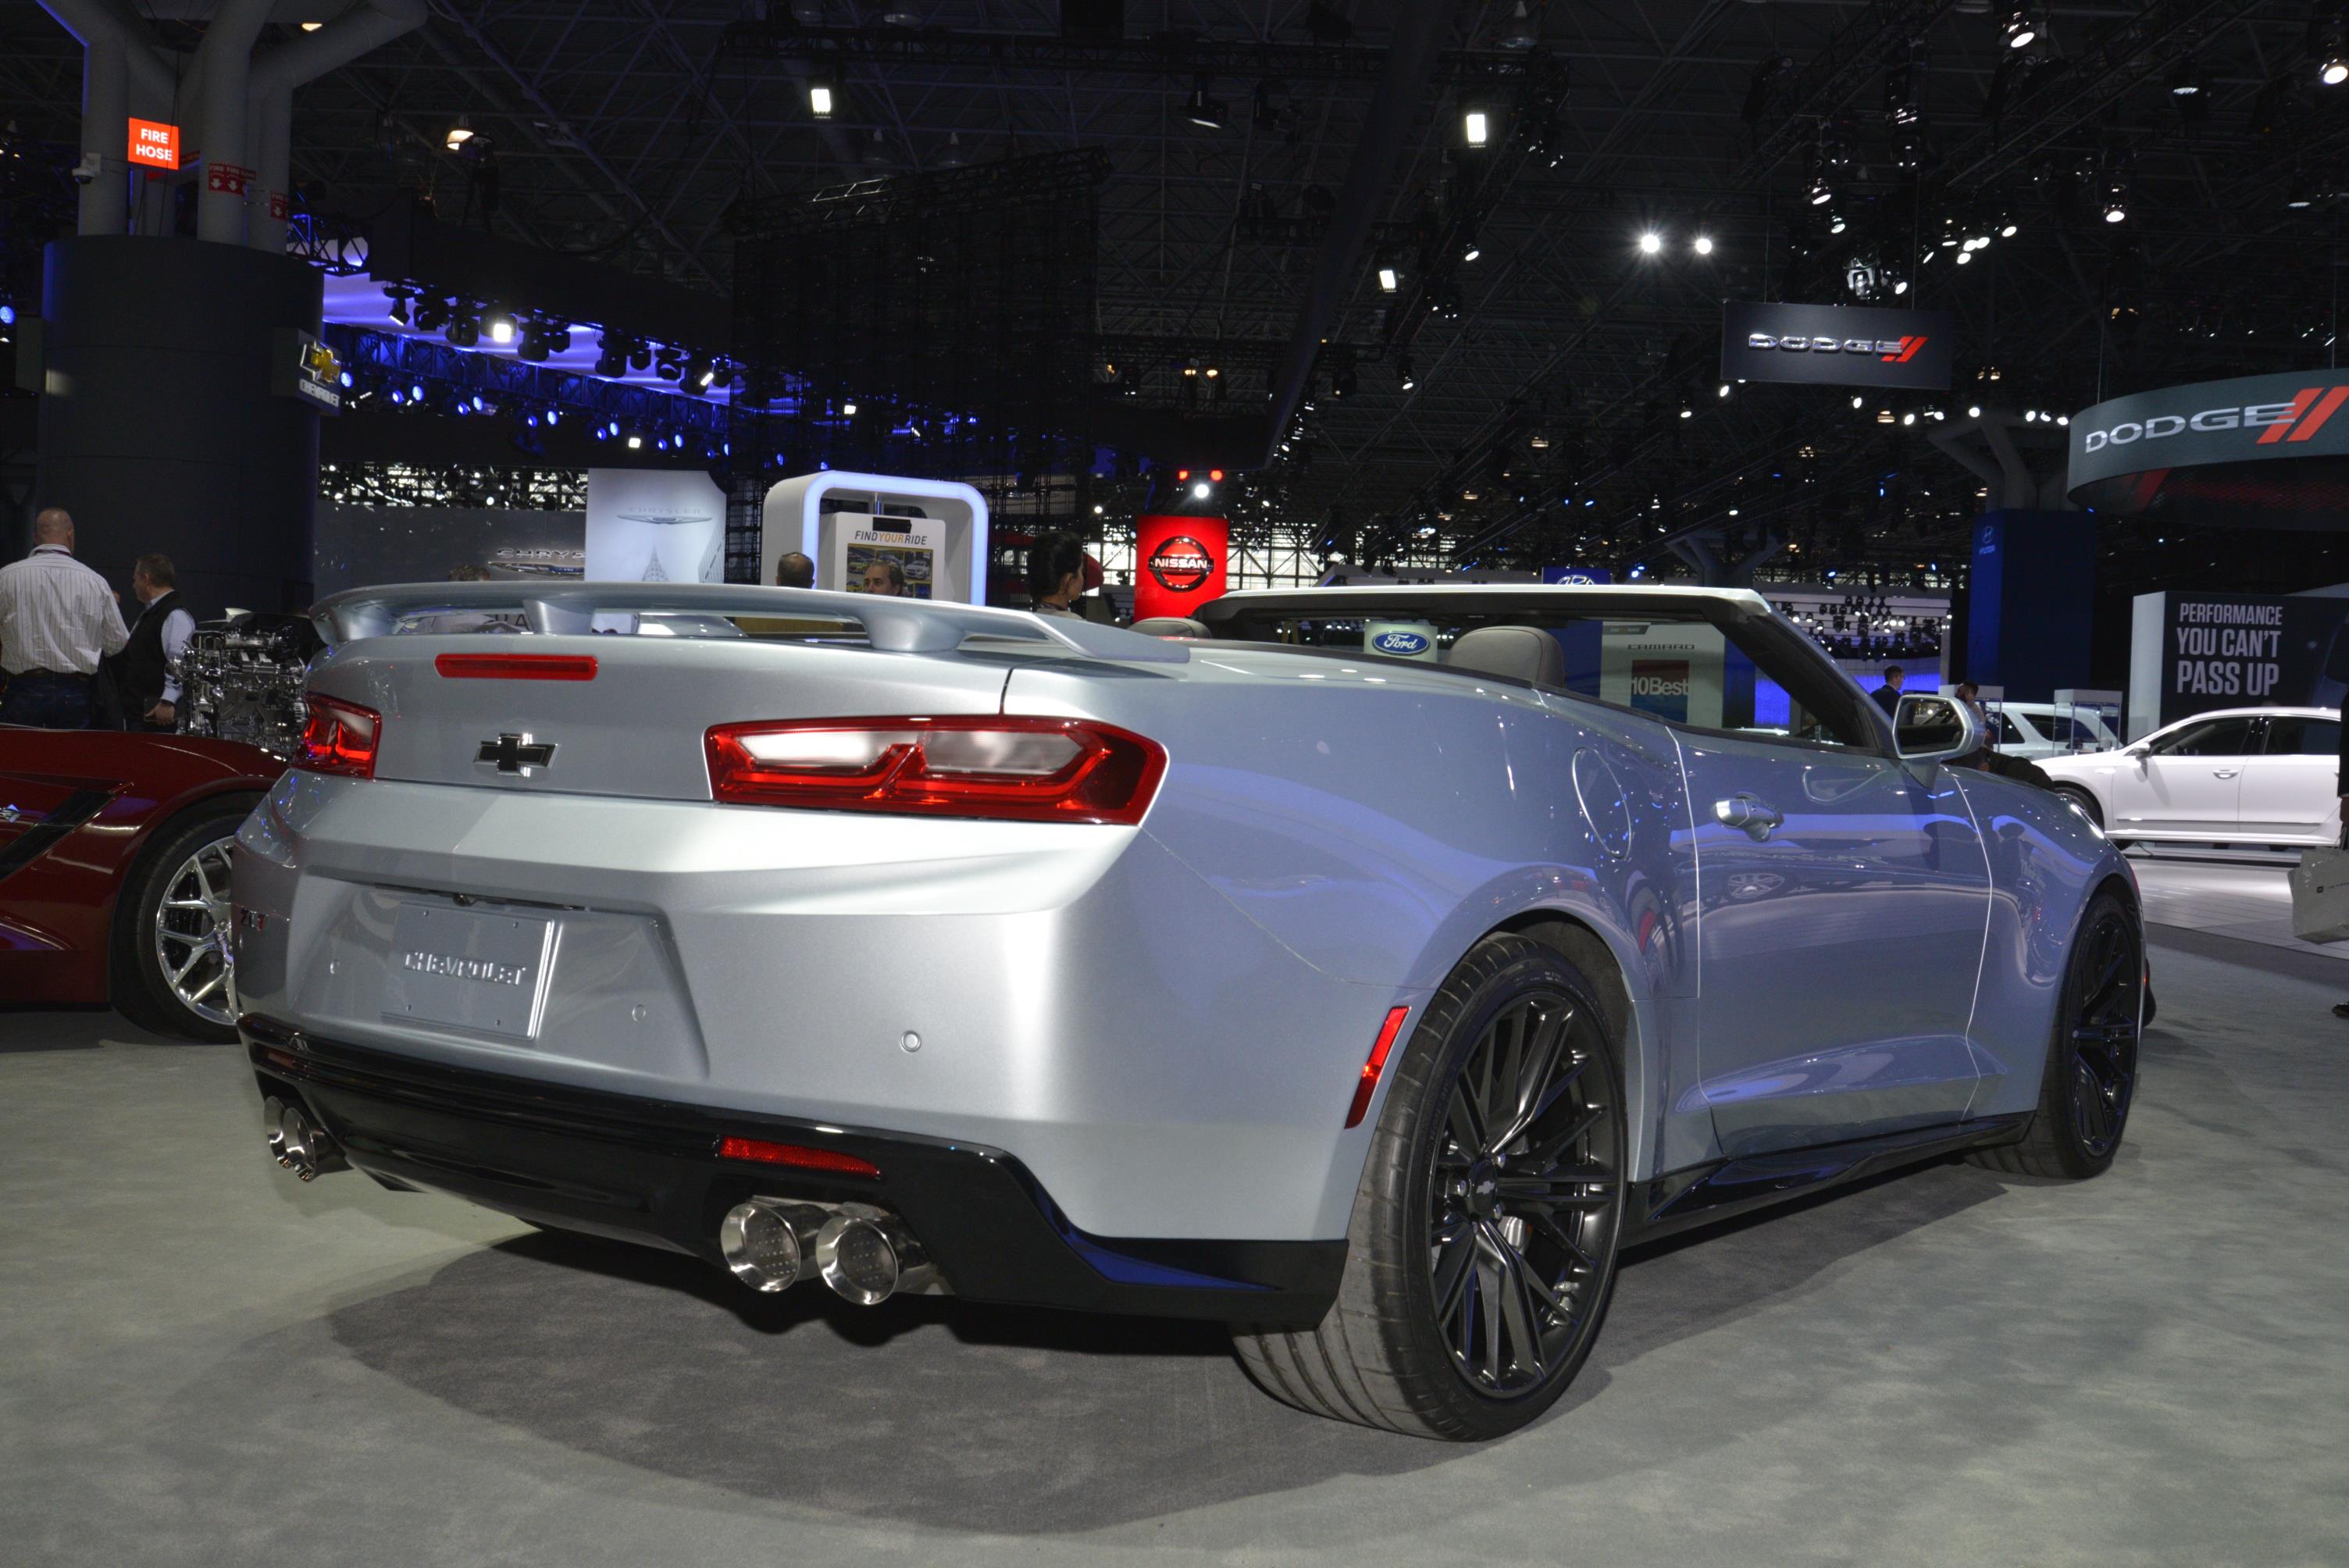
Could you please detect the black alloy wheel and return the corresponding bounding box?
[1425,991,1620,1399]
[1231,933,1627,1439]
[1969,890,2142,1180]
[2065,903,2141,1162]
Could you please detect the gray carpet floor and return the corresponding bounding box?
[2,928,2345,1566]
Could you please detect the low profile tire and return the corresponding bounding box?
[1967,890,2143,1180]
[2051,785,2103,830]
[112,796,256,1043]
[1231,933,1627,1441]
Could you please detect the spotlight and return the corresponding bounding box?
[1969,404,1983,417]
[484,309,515,346]
[1462,240,1481,262]
[1810,172,1834,206]
[2168,61,2202,96]
[1638,230,1663,255]
[447,304,480,347]
[2326,55,2349,87]
[1498,2,1538,51]
[807,77,835,118]
[1692,234,1715,255]
[1399,356,1417,390]
[1463,109,1490,147]
[1185,76,1227,130]
[594,333,629,376]
[2322,16,2349,85]
[1192,481,1213,499]
[841,400,858,416]
[1378,265,1399,291]
[2003,5,2041,52]
[1718,383,1731,397]
[2103,180,2128,223]
[444,115,475,151]
[626,429,644,451]
[1828,208,1848,235]
[1955,248,1973,265]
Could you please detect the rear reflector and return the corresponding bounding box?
[706,715,1167,825]
[718,1135,881,1179]
[435,653,598,681]
[1344,1007,1413,1129]
[294,693,380,779]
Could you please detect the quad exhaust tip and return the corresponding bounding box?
[261,1095,347,1181]
[718,1199,935,1303]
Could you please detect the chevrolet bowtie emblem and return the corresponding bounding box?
[477,732,558,775]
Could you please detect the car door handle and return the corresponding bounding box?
[1713,794,1784,840]
[2212,769,2239,779]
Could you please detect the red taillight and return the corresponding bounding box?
[435,653,598,681]
[1344,1006,1413,1129]
[705,715,1167,825]
[718,1135,881,1179]
[294,693,380,779]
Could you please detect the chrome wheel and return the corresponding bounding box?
[152,836,237,1027]
[1425,991,1620,1399]
[2068,906,2140,1160]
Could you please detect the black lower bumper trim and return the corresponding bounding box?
[241,1017,1342,1327]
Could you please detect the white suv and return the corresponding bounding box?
[2037,707,2342,846]
[1987,703,2120,760]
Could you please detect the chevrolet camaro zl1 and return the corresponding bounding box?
[231,581,2144,1440]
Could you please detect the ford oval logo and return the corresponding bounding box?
[1371,630,1431,656]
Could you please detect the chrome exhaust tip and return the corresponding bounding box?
[268,1098,346,1181]
[815,1213,936,1306]
[718,1199,828,1292]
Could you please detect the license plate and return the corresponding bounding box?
[380,902,559,1040]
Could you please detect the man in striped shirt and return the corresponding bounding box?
[0,509,130,729]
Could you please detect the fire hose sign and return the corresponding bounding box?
[128,119,180,169]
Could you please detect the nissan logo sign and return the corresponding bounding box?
[1147,536,1215,593]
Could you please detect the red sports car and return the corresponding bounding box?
[1,725,283,1039]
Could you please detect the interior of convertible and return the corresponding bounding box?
[1185,602,1878,750]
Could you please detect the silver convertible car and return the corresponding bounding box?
[231,580,2144,1441]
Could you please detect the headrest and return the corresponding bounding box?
[1445,625,1567,688]
[1129,616,1208,639]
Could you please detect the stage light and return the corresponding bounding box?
[1378,265,1399,291]
[447,305,480,347]
[2326,55,2349,87]
[484,310,515,345]
[1498,2,1538,51]
[301,20,323,30]
[1638,230,1663,255]
[1718,383,1731,397]
[1462,240,1481,262]
[1185,76,1226,130]
[626,430,643,450]
[594,333,629,376]
[1399,356,1417,390]
[808,78,835,118]
[1692,234,1715,255]
[841,400,858,416]
[2322,17,2349,85]
[444,116,474,151]
[2103,185,2128,223]
[2168,61,2202,95]
[1810,173,1834,206]
[1955,248,1973,265]
[1969,404,1983,418]
[1463,109,1490,147]
[1192,481,1213,499]
[2003,5,2040,51]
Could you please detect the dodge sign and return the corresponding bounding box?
[1720,301,1954,391]
[2068,369,2349,494]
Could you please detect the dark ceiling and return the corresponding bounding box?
[8,0,2349,589]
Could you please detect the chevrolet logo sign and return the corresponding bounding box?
[476,732,557,775]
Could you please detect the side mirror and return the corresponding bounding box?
[1893,693,1982,764]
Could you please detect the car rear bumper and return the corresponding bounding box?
[241,1014,1342,1327]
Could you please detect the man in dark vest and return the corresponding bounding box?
[112,554,196,731]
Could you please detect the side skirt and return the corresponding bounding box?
[1627,1114,2032,1247]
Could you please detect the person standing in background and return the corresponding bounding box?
[112,554,196,731]
[0,508,130,729]
[775,552,815,589]
[1027,533,1089,619]
[1871,664,1906,718]
[860,559,906,597]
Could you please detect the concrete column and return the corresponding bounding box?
[77,34,127,236]
[191,0,275,246]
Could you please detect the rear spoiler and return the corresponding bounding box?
[308,582,1189,664]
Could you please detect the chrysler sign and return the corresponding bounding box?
[2069,370,2349,493]
[1720,301,1954,390]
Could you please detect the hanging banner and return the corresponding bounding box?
[1720,301,1953,390]
[2129,590,2349,734]
[1135,515,1229,621]
[584,468,726,586]
[2069,369,2349,494]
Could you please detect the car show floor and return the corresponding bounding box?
[5,921,2347,1566]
